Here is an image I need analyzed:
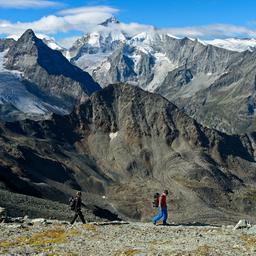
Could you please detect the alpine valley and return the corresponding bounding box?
[1,18,256,224]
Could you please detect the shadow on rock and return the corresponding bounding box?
[159,222,220,227]
[93,206,122,221]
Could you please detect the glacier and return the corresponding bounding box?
[0,50,67,118]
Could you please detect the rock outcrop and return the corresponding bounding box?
[0,39,15,52]
[0,207,6,219]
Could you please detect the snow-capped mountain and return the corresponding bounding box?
[64,29,127,76]
[7,33,64,51]
[0,49,52,119]
[2,17,256,132]
[99,15,120,26]
[65,17,256,134]
[68,26,235,92]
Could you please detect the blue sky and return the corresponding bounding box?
[0,0,256,45]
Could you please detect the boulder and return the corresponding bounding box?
[31,218,46,224]
[247,225,256,235]
[233,219,251,230]
[0,207,6,218]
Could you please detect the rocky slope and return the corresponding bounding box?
[0,219,256,255]
[0,38,15,52]
[0,29,101,121]
[1,84,256,223]
[0,189,119,222]
[66,18,256,134]
[155,48,256,134]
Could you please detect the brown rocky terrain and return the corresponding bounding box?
[1,84,256,224]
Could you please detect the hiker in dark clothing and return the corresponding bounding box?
[152,190,169,225]
[70,191,86,224]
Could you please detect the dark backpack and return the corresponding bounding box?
[152,192,160,208]
[69,197,76,211]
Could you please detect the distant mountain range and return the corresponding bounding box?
[1,17,256,134]
[61,17,256,134]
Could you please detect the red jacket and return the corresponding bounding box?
[160,192,167,208]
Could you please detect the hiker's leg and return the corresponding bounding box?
[152,208,163,223]
[70,212,78,224]
[162,208,168,223]
[78,211,86,224]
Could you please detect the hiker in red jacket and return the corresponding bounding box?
[152,190,169,225]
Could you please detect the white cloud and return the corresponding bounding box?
[0,0,62,8]
[58,36,81,48]
[100,22,256,39]
[0,5,118,36]
[113,22,155,36]
[1,4,256,46]
[58,6,118,16]
[161,24,256,38]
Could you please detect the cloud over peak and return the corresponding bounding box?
[0,5,118,37]
[1,4,256,46]
[162,24,256,38]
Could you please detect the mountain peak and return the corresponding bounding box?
[18,29,37,43]
[99,16,120,27]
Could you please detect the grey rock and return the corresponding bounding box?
[7,224,22,229]
[31,218,46,224]
[233,219,251,230]
[0,207,6,218]
[247,225,256,234]
[0,38,15,52]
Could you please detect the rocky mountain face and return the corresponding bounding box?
[1,84,256,223]
[65,15,123,61]
[0,38,15,52]
[67,19,256,134]
[163,49,256,135]
[0,29,101,121]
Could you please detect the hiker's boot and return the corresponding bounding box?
[163,221,167,226]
